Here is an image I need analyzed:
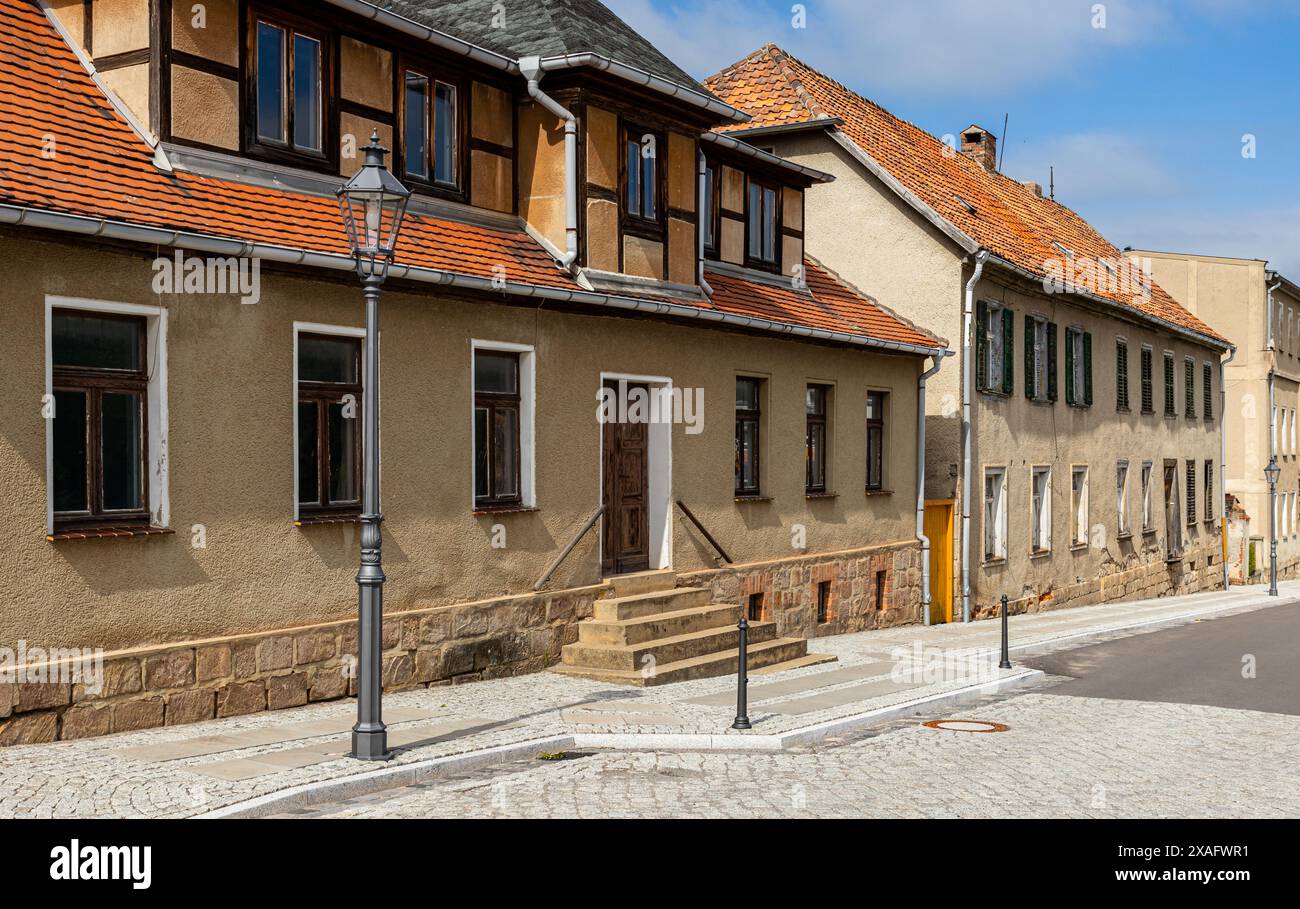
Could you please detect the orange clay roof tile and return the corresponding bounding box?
[705,45,1228,347]
[0,2,940,354]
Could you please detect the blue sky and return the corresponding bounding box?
[609,0,1300,275]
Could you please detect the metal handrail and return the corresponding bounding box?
[675,500,732,564]
[533,505,605,591]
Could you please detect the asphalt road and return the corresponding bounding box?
[1026,599,1300,715]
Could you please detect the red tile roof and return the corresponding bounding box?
[0,0,940,354]
[706,45,1229,347]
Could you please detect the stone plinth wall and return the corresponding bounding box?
[974,539,1226,620]
[0,584,605,746]
[678,540,923,639]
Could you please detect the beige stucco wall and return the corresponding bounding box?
[765,131,964,499]
[171,65,239,151]
[340,37,392,114]
[170,0,238,67]
[0,230,924,653]
[1135,251,1300,580]
[49,0,87,51]
[93,0,151,59]
[100,63,151,130]
[970,272,1225,612]
[517,100,566,251]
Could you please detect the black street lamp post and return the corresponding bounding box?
[337,131,411,761]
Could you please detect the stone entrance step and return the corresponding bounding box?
[553,636,821,687]
[607,569,679,598]
[579,602,742,647]
[593,586,712,622]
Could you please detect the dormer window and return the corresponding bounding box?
[253,17,326,157]
[624,124,660,223]
[746,176,780,270]
[402,69,459,188]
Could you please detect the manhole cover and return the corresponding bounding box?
[923,719,1009,733]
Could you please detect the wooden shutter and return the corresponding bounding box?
[1047,322,1058,402]
[1065,327,1075,404]
[1001,307,1014,396]
[1083,331,1093,406]
[1203,364,1213,420]
[975,301,988,392]
[1024,316,1035,400]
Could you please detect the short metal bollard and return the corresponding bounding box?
[732,615,751,729]
[999,594,1012,669]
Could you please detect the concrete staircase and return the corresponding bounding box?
[553,570,835,687]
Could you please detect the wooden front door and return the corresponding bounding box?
[923,500,955,623]
[602,381,651,575]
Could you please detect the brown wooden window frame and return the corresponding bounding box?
[244,7,335,169]
[51,311,150,531]
[701,159,721,259]
[396,56,469,201]
[866,390,887,491]
[620,122,665,236]
[805,384,830,494]
[474,351,523,510]
[735,377,762,497]
[297,333,363,519]
[744,174,783,273]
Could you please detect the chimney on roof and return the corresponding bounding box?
[960,125,997,171]
[1024,181,1043,198]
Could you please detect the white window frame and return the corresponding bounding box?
[1141,460,1154,532]
[471,340,537,510]
[1031,465,1051,554]
[985,304,1005,392]
[1029,316,1048,401]
[1292,408,1297,454]
[1069,327,1086,404]
[984,466,1008,561]
[1071,465,1089,547]
[293,322,367,522]
[45,296,170,534]
[1116,460,1130,537]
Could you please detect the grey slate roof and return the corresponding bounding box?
[373,0,706,92]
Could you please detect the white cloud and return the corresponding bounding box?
[1007,131,1182,203]
[607,0,1172,93]
[1104,205,1300,276]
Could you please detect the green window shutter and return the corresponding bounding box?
[1065,327,1075,404]
[1001,307,1014,396]
[1083,331,1093,406]
[975,301,988,392]
[1047,322,1058,402]
[1024,317,1035,400]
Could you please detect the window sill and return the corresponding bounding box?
[473,505,538,517]
[1029,548,1052,560]
[295,514,362,527]
[1142,528,1157,536]
[1117,532,1134,541]
[864,488,893,497]
[805,492,838,500]
[1069,543,1089,552]
[982,557,1007,567]
[735,495,771,504]
[48,525,173,542]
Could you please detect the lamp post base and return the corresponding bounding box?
[351,728,391,761]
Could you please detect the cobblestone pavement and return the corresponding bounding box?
[285,693,1300,819]
[0,583,1292,819]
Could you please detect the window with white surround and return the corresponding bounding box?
[1031,466,1051,554]
[1292,409,1297,454]
[1071,466,1089,546]
[1116,460,1130,537]
[472,341,536,510]
[1141,460,1153,532]
[1273,404,1279,454]
[46,297,169,535]
[294,323,364,521]
[984,467,1007,560]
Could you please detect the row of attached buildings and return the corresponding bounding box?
[0,0,1278,744]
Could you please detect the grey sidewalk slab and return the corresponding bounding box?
[685,660,886,706]
[762,675,933,715]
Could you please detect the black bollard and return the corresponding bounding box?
[999,594,1012,669]
[732,614,751,729]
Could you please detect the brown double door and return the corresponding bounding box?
[602,380,651,576]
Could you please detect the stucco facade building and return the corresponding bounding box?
[0,1,945,743]
[1128,250,1300,583]
[706,46,1234,623]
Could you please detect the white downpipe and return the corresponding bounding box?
[961,250,990,623]
[1220,346,1236,590]
[916,351,947,626]
[697,150,713,296]
[519,56,578,270]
